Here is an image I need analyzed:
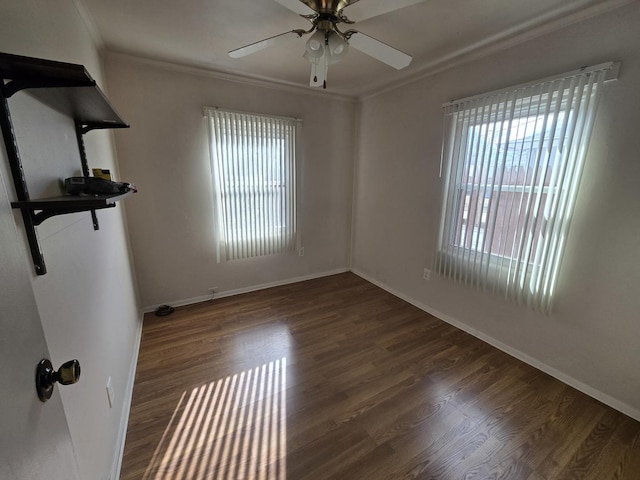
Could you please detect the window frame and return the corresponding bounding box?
[435,63,612,312]
[205,107,300,262]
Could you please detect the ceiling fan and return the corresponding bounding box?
[229,0,425,89]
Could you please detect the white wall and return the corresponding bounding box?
[0,1,141,479]
[353,2,640,418]
[105,55,356,309]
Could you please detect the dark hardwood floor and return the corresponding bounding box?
[120,272,640,479]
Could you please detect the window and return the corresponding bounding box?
[205,108,298,261]
[436,64,612,313]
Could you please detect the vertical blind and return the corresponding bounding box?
[205,107,298,262]
[436,63,612,313]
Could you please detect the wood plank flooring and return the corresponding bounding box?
[120,272,640,479]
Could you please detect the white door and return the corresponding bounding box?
[0,168,79,479]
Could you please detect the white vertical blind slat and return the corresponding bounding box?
[442,108,455,280]
[271,119,277,255]
[468,100,487,285]
[483,92,516,291]
[449,103,467,282]
[460,100,481,284]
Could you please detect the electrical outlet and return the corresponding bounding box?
[106,376,114,409]
[423,268,431,281]
[298,247,305,257]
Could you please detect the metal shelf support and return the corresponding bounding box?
[0,51,131,275]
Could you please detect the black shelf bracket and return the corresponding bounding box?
[0,51,132,276]
[0,93,47,274]
[32,203,117,226]
[75,120,99,230]
[81,123,129,135]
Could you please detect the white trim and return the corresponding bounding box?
[350,268,640,422]
[359,0,635,101]
[102,0,633,102]
[142,268,349,313]
[110,312,144,480]
[71,0,104,50]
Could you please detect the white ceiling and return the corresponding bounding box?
[77,0,631,98]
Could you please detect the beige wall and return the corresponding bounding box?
[105,55,356,309]
[0,1,141,478]
[352,2,640,418]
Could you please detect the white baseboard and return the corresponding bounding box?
[350,268,640,422]
[142,268,350,313]
[110,311,144,480]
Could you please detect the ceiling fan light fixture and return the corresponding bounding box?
[327,31,349,64]
[305,30,326,58]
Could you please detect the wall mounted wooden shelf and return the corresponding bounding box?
[0,52,133,275]
[11,191,134,226]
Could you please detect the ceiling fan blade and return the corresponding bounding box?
[348,32,412,69]
[344,0,426,22]
[228,31,299,58]
[274,0,317,15]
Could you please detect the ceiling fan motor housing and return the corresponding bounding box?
[316,17,335,33]
[303,0,353,14]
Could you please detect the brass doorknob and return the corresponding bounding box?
[35,358,81,402]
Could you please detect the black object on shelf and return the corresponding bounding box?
[63,176,136,195]
[0,52,133,275]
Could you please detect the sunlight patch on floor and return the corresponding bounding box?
[142,358,287,480]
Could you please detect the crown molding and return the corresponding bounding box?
[359,0,637,101]
[72,0,104,50]
[105,51,358,104]
[100,0,634,104]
